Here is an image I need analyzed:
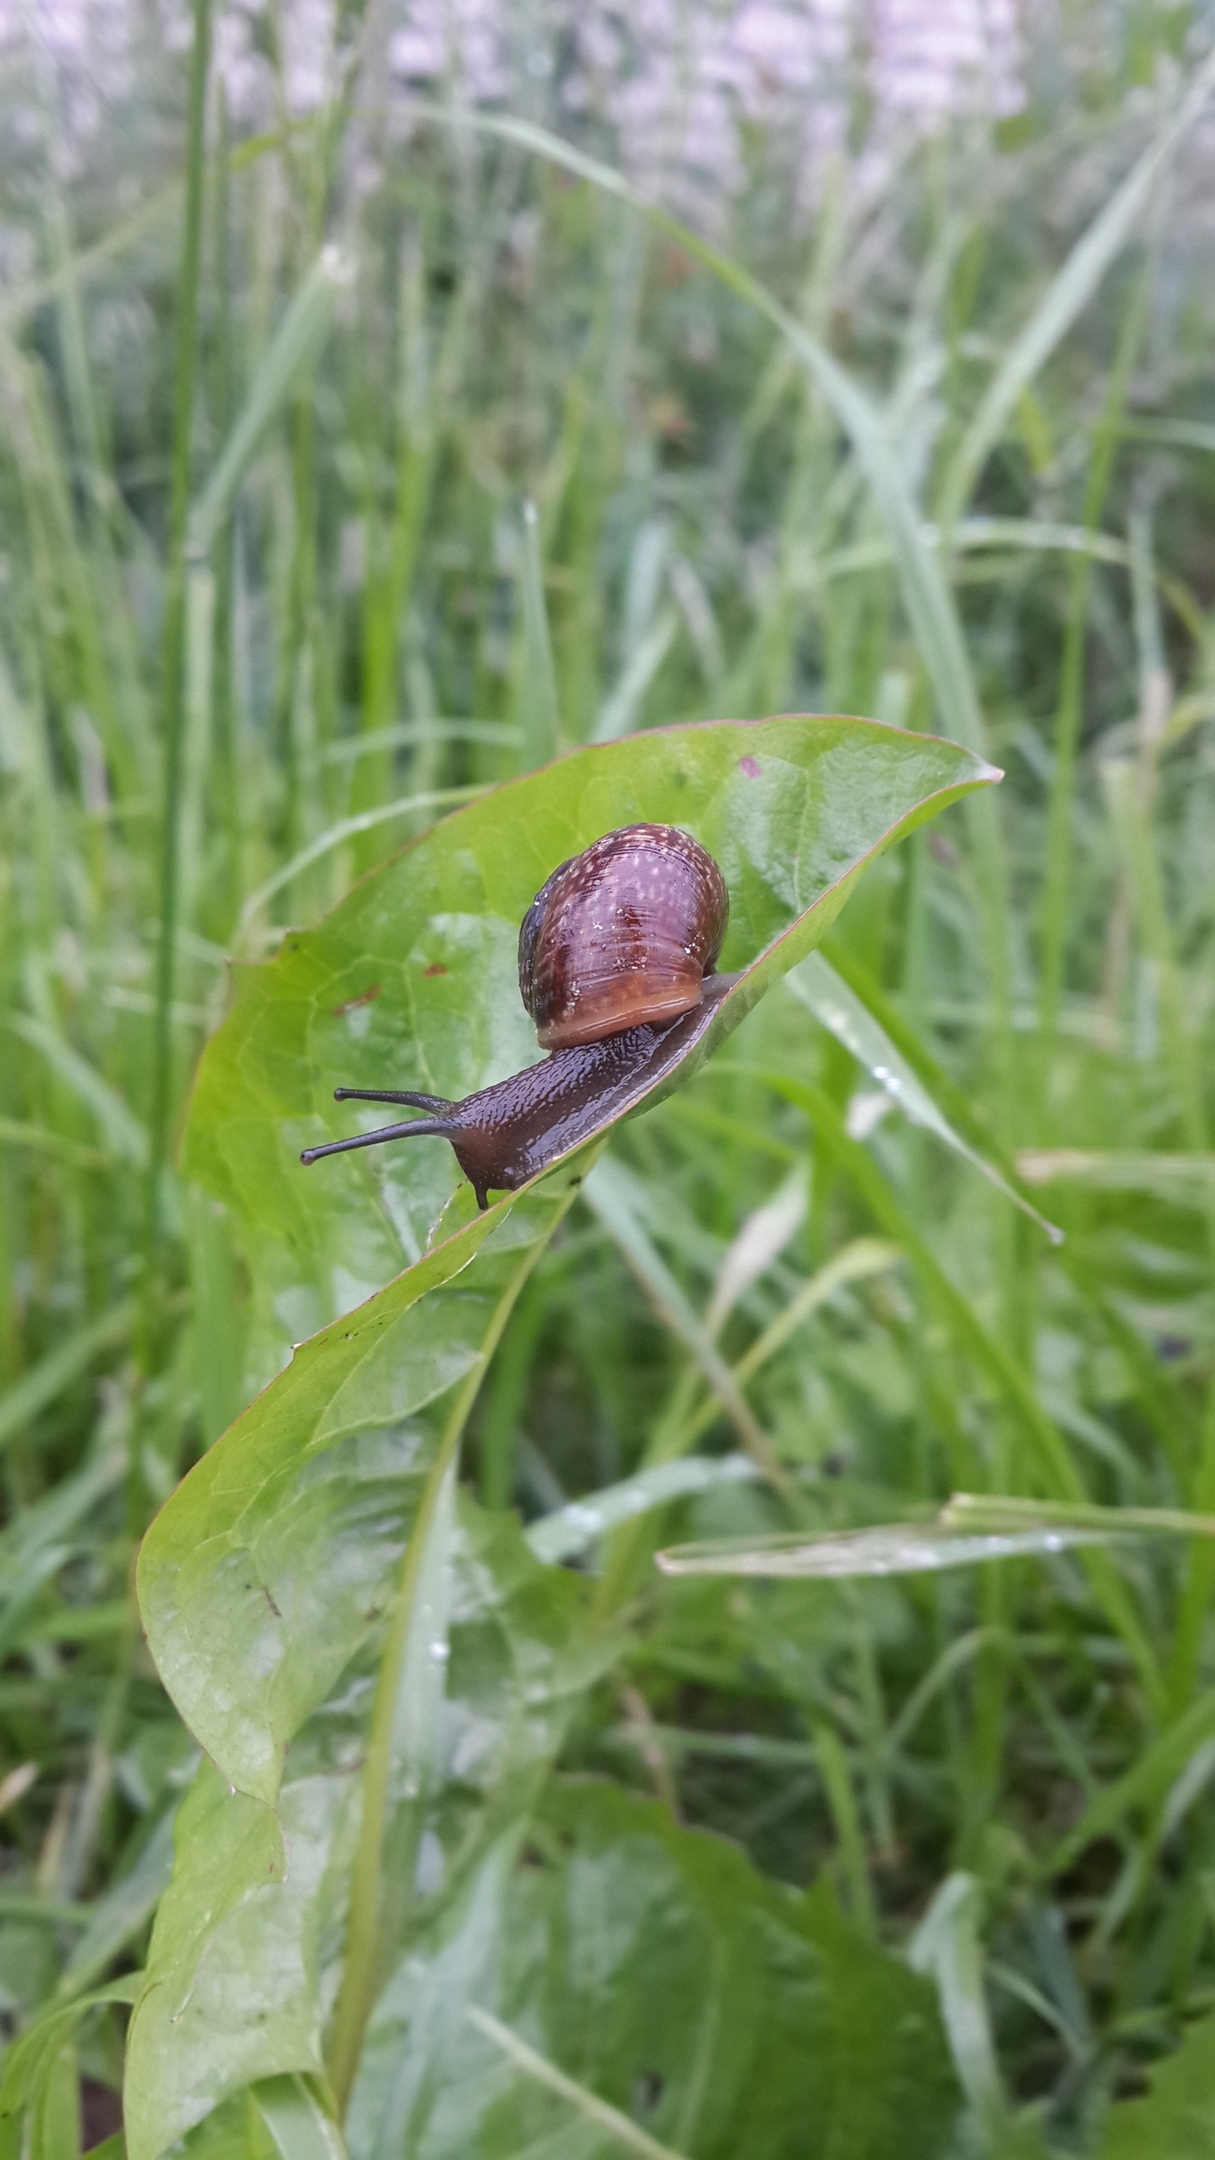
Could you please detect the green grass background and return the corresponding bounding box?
[4,1,1215,2147]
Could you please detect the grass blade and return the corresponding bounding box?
[236,784,488,939]
[940,45,1215,522]
[465,2005,691,2160]
[517,498,561,770]
[255,2074,349,2160]
[0,1303,132,1456]
[527,1453,758,1564]
[188,244,354,561]
[584,1159,794,1502]
[785,953,1061,1241]
[656,1521,1108,1579]
[144,0,213,1298]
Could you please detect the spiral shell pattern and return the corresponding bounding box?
[518,822,729,1051]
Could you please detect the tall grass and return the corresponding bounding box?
[2,2,1215,2145]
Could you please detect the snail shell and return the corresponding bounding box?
[518,823,729,1050]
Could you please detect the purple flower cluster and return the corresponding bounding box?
[3,0,1025,209]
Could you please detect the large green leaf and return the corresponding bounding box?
[183,716,994,1356]
[123,1763,337,2158]
[126,1502,617,2159]
[137,1172,584,1805]
[348,1780,960,2159]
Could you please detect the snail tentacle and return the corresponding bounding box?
[333,1086,455,1113]
[300,1115,454,1166]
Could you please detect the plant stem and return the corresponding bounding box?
[325,1223,563,2116]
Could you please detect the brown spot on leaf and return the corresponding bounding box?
[332,983,381,1018]
[423,962,448,977]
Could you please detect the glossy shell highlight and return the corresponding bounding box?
[518,822,729,1051]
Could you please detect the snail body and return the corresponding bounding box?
[302,823,731,1209]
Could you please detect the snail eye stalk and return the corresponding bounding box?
[300,1114,455,1167]
[333,1086,455,1113]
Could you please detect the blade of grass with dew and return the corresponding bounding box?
[527,1453,758,1565]
[730,1064,1165,1705]
[784,952,1061,1240]
[655,1521,1110,1580]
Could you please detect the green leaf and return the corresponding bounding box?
[122,1767,324,2160]
[137,1172,584,1804]
[1098,2011,1215,2158]
[148,717,989,1794]
[127,1501,617,2159]
[347,1780,959,2159]
[183,715,994,1353]
[0,1976,141,2141]
[175,2090,279,2160]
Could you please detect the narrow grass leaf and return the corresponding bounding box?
[940,44,1215,521]
[1016,1150,1215,1199]
[584,1158,791,1498]
[0,1302,132,1455]
[909,1875,1004,2123]
[943,1493,1215,1540]
[189,244,355,560]
[517,499,560,771]
[58,1804,179,1998]
[526,1453,757,1565]
[235,784,488,939]
[813,1721,876,1939]
[465,2004,694,2160]
[592,606,679,744]
[655,1521,1106,1579]
[254,2075,349,2160]
[704,1168,807,1337]
[785,953,1061,1240]
[1050,1689,1215,1876]
[9,1017,147,1164]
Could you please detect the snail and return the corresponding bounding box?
[301,822,732,1210]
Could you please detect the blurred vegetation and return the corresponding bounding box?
[3,0,1215,2149]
